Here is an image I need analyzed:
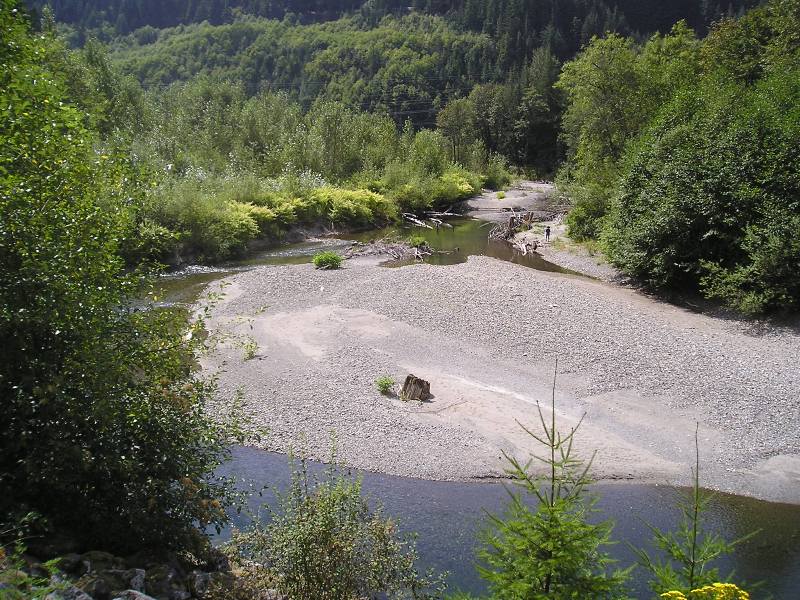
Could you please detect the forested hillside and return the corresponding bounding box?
[15,0,799,315]
[30,0,759,50]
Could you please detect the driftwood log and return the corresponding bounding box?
[400,374,431,401]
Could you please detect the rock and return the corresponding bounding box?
[187,570,210,598]
[145,565,186,600]
[128,569,146,593]
[76,573,112,600]
[56,553,85,576]
[99,568,146,594]
[111,591,159,600]
[45,584,95,600]
[400,374,431,401]
[81,551,125,574]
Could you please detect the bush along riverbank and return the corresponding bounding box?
[139,161,498,266]
[555,0,800,314]
[30,40,512,267]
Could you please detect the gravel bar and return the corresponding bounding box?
[201,256,800,503]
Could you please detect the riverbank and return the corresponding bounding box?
[464,181,630,283]
[200,254,800,504]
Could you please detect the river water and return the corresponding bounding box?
[218,447,800,599]
[156,218,574,305]
[160,220,800,598]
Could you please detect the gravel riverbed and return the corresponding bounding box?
[201,256,800,503]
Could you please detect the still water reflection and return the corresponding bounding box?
[218,447,800,599]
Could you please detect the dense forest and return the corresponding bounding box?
[29,0,759,39]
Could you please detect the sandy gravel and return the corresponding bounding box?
[201,256,800,504]
[464,181,555,222]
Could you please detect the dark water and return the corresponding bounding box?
[155,219,574,305]
[218,447,800,600]
[343,218,575,273]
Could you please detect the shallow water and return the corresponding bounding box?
[218,447,800,599]
[342,217,574,273]
[155,219,574,305]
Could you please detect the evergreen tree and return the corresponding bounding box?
[477,361,629,599]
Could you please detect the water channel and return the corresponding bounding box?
[160,219,800,598]
[218,447,800,599]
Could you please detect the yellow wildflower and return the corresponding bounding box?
[661,583,749,600]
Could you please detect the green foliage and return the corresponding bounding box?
[437,98,476,164]
[407,235,427,249]
[0,514,67,597]
[0,545,66,599]
[603,66,800,311]
[496,191,506,200]
[477,363,629,599]
[0,1,244,552]
[559,1,800,312]
[635,430,757,595]
[311,187,398,228]
[480,153,514,190]
[241,337,258,361]
[564,188,610,242]
[375,376,396,395]
[313,251,343,270]
[152,179,261,262]
[226,458,446,600]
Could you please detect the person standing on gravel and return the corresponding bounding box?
[545,225,551,242]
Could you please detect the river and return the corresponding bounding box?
[162,220,800,598]
[218,447,800,599]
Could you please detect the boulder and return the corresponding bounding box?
[400,374,431,401]
[76,573,112,599]
[99,568,146,594]
[112,591,159,600]
[81,551,125,574]
[45,584,95,600]
[187,570,210,598]
[145,565,187,600]
[56,554,85,576]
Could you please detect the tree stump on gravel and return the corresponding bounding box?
[400,375,431,401]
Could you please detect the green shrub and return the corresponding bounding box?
[482,153,513,190]
[388,181,431,212]
[603,69,800,312]
[565,190,609,242]
[496,191,506,199]
[407,235,427,248]
[226,459,446,600]
[429,168,479,206]
[310,187,398,228]
[1,8,245,553]
[375,376,396,394]
[120,217,180,265]
[313,251,343,269]
[0,543,66,599]
[150,180,262,261]
[409,129,449,177]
